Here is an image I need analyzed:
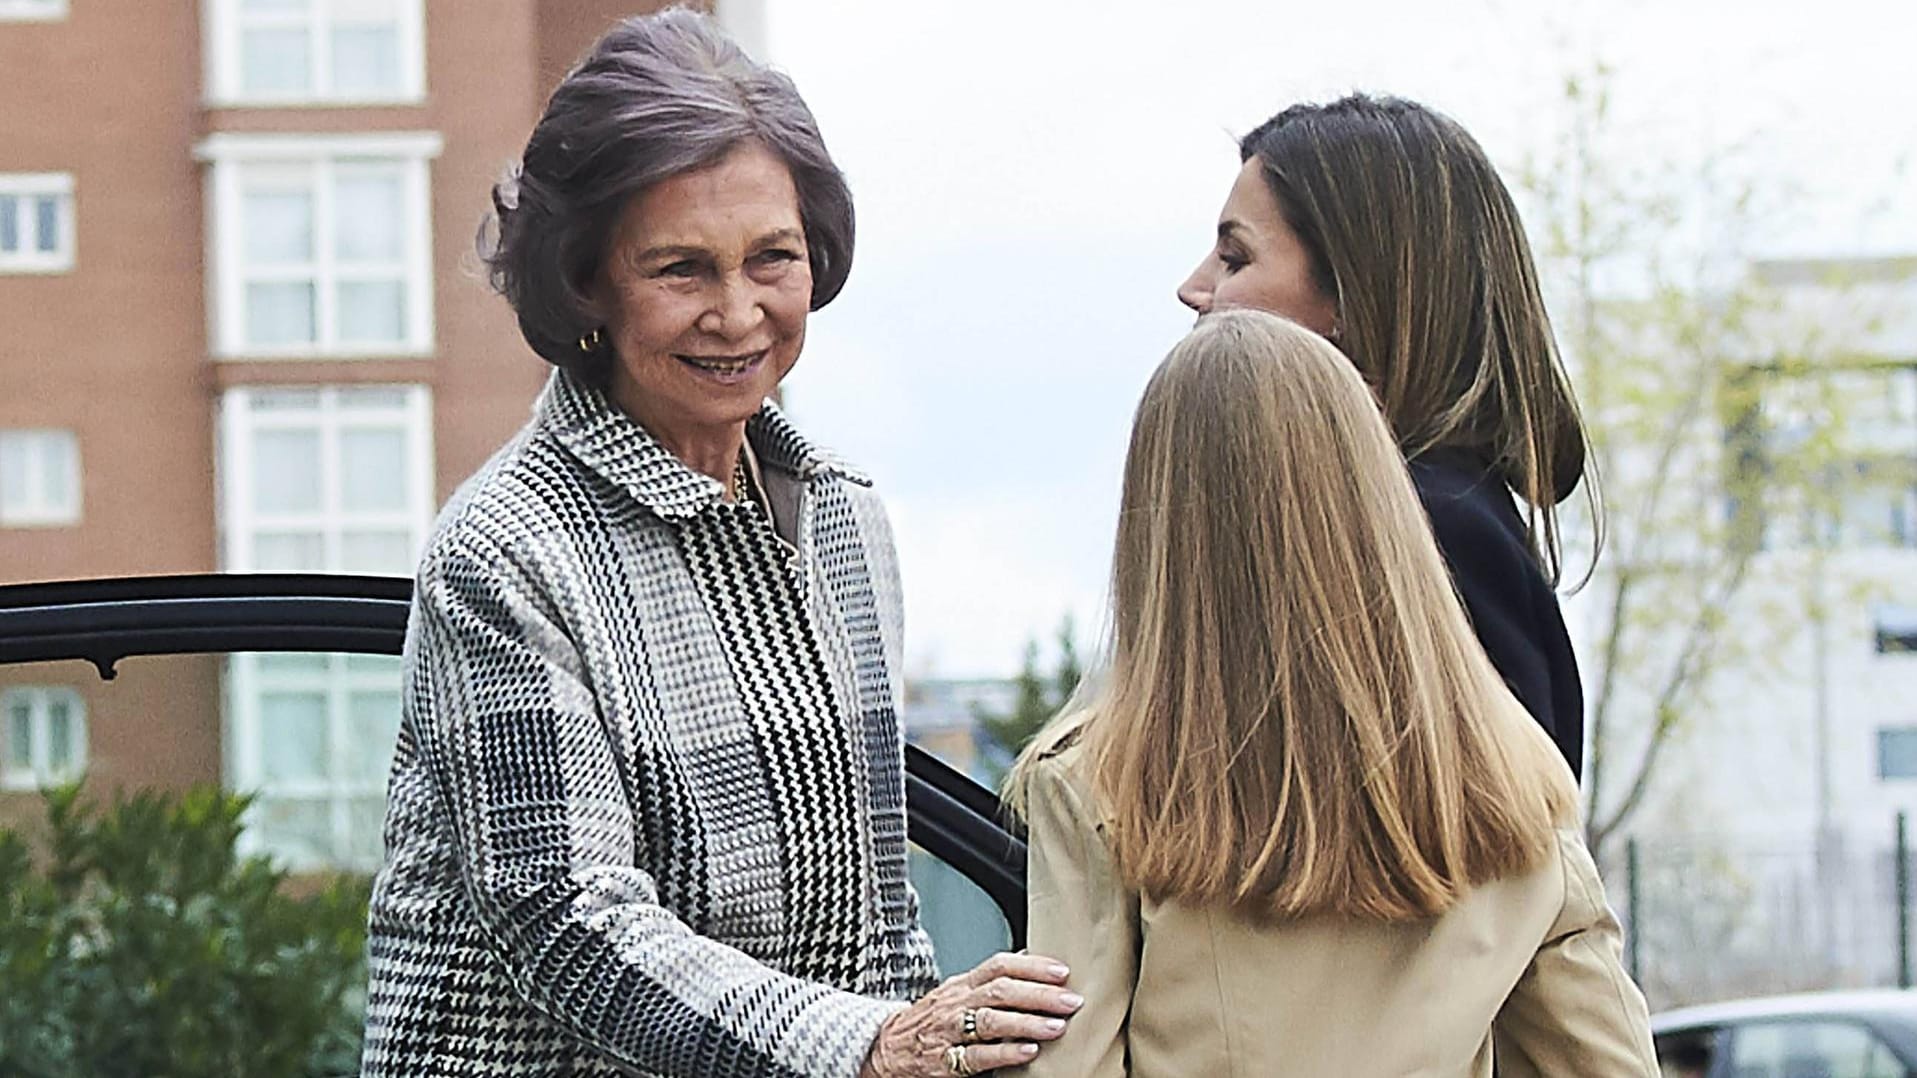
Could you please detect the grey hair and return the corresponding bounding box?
[481,7,855,377]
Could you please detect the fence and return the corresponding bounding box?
[1614,812,1916,1010]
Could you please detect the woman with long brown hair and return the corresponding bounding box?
[1177,94,1594,777]
[1007,311,1653,1076]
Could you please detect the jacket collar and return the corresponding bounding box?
[537,369,868,521]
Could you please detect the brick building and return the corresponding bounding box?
[0,0,759,866]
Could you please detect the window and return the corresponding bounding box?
[217,386,429,868]
[911,847,1012,975]
[1817,460,1917,550]
[198,133,439,357]
[227,651,400,870]
[2,687,86,790]
[206,0,425,105]
[0,173,74,273]
[1881,729,1917,779]
[1729,365,1917,552]
[1654,1027,1724,1078]
[1739,462,1917,553]
[1879,605,1917,655]
[1728,1019,1905,1078]
[0,0,67,22]
[219,385,433,573]
[0,429,81,526]
[1831,366,1917,456]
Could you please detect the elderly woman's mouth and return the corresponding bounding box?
[676,351,767,377]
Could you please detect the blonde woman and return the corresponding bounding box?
[1007,311,1655,1077]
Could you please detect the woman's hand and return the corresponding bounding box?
[858,951,1082,1077]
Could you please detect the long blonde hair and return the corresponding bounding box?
[1015,310,1575,922]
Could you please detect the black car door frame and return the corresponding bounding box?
[0,573,1027,943]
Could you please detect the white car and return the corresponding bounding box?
[1652,989,1917,1078]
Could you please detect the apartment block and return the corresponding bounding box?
[0,0,731,863]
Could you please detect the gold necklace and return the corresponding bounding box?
[731,450,753,507]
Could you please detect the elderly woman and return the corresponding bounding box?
[360,11,1078,1078]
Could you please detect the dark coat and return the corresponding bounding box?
[1410,450,1584,778]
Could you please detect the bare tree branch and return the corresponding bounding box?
[1592,548,1756,847]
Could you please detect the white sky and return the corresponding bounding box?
[760,0,1917,677]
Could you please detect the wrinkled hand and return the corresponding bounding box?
[858,951,1082,1077]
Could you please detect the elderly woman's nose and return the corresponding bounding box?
[699,276,766,337]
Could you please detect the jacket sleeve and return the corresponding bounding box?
[1006,758,1135,1078]
[409,539,902,1078]
[845,484,942,992]
[1492,831,1659,1077]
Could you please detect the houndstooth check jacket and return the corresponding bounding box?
[360,369,941,1077]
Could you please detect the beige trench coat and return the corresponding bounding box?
[1007,745,1658,1078]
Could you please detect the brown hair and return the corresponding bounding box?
[1015,310,1576,922]
[1241,94,1596,584]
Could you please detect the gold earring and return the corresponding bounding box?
[578,327,604,354]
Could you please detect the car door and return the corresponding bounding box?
[1720,1018,1914,1078]
[0,572,1027,972]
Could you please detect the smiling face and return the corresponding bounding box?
[1176,157,1338,336]
[595,141,812,462]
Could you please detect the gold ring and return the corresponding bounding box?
[944,1044,976,1077]
[961,1007,981,1042]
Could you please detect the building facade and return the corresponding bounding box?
[1569,256,1917,1002]
[0,0,718,863]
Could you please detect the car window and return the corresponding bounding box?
[899,685,1026,972]
[1728,1020,1909,1078]
[0,643,1021,973]
[1658,1026,1727,1078]
[0,652,396,873]
[911,845,1013,975]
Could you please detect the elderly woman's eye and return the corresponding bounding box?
[756,249,802,265]
[657,260,701,278]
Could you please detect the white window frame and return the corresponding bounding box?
[216,384,431,869]
[225,652,403,871]
[0,173,75,274]
[0,0,67,22]
[2,687,86,791]
[0,428,81,527]
[196,132,440,359]
[217,384,434,572]
[204,0,426,107]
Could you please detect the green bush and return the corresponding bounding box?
[0,785,370,1078]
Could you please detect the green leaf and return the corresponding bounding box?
[0,786,370,1076]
